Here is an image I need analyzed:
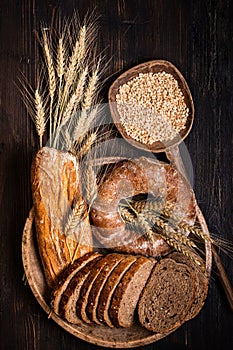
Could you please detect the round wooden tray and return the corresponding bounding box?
[22,209,212,348]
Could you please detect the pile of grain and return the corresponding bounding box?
[116,71,189,145]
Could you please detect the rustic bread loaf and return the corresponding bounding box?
[76,253,124,324]
[51,252,102,315]
[85,254,126,324]
[91,157,196,258]
[109,256,156,328]
[59,254,102,324]
[138,258,195,333]
[31,147,92,289]
[168,252,209,320]
[97,254,137,327]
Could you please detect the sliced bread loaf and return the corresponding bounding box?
[97,254,137,327]
[109,256,156,328]
[51,252,102,315]
[59,254,102,324]
[138,258,195,333]
[76,253,124,324]
[168,252,209,321]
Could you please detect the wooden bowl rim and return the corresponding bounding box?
[22,208,211,348]
[108,59,194,153]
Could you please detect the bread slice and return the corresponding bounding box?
[97,254,137,327]
[85,254,126,324]
[59,254,102,324]
[76,253,124,324]
[109,257,156,328]
[138,258,195,333]
[168,252,209,320]
[51,252,102,315]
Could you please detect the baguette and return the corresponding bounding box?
[31,147,92,289]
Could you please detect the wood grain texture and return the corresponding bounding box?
[0,0,232,349]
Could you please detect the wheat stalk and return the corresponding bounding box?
[119,202,202,267]
[161,235,203,267]
[64,199,86,237]
[127,199,213,246]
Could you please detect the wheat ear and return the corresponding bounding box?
[34,89,46,148]
[62,25,86,105]
[42,29,56,142]
[60,66,88,126]
[53,36,66,131]
[85,165,98,206]
[64,200,86,237]
[82,64,99,110]
[76,132,97,158]
[161,235,203,267]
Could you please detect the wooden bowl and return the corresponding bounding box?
[22,209,212,348]
[108,60,194,153]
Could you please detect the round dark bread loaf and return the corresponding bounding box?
[168,252,209,321]
[76,253,125,324]
[97,255,137,327]
[109,256,156,328]
[59,254,102,324]
[51,252,102,315]
[85,254,126,324]
[138,258,195,333]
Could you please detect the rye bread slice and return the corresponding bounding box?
[168,252,209,320]
[85,254,126,325]
[59,254,102,324]
[51,252,102,315]
[109,256,156,328]
[138,258,195,333]
[76,253,124,324]
[97,254,137,327]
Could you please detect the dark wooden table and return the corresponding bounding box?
[0,0,232,349]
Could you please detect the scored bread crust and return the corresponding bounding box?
[138,258,195,333]
[51,252,102,315]
[31,147,93,289]
[168,252,209,321]
[97,255,138,327]
[109,256,156,328]
[85,254,126,325]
